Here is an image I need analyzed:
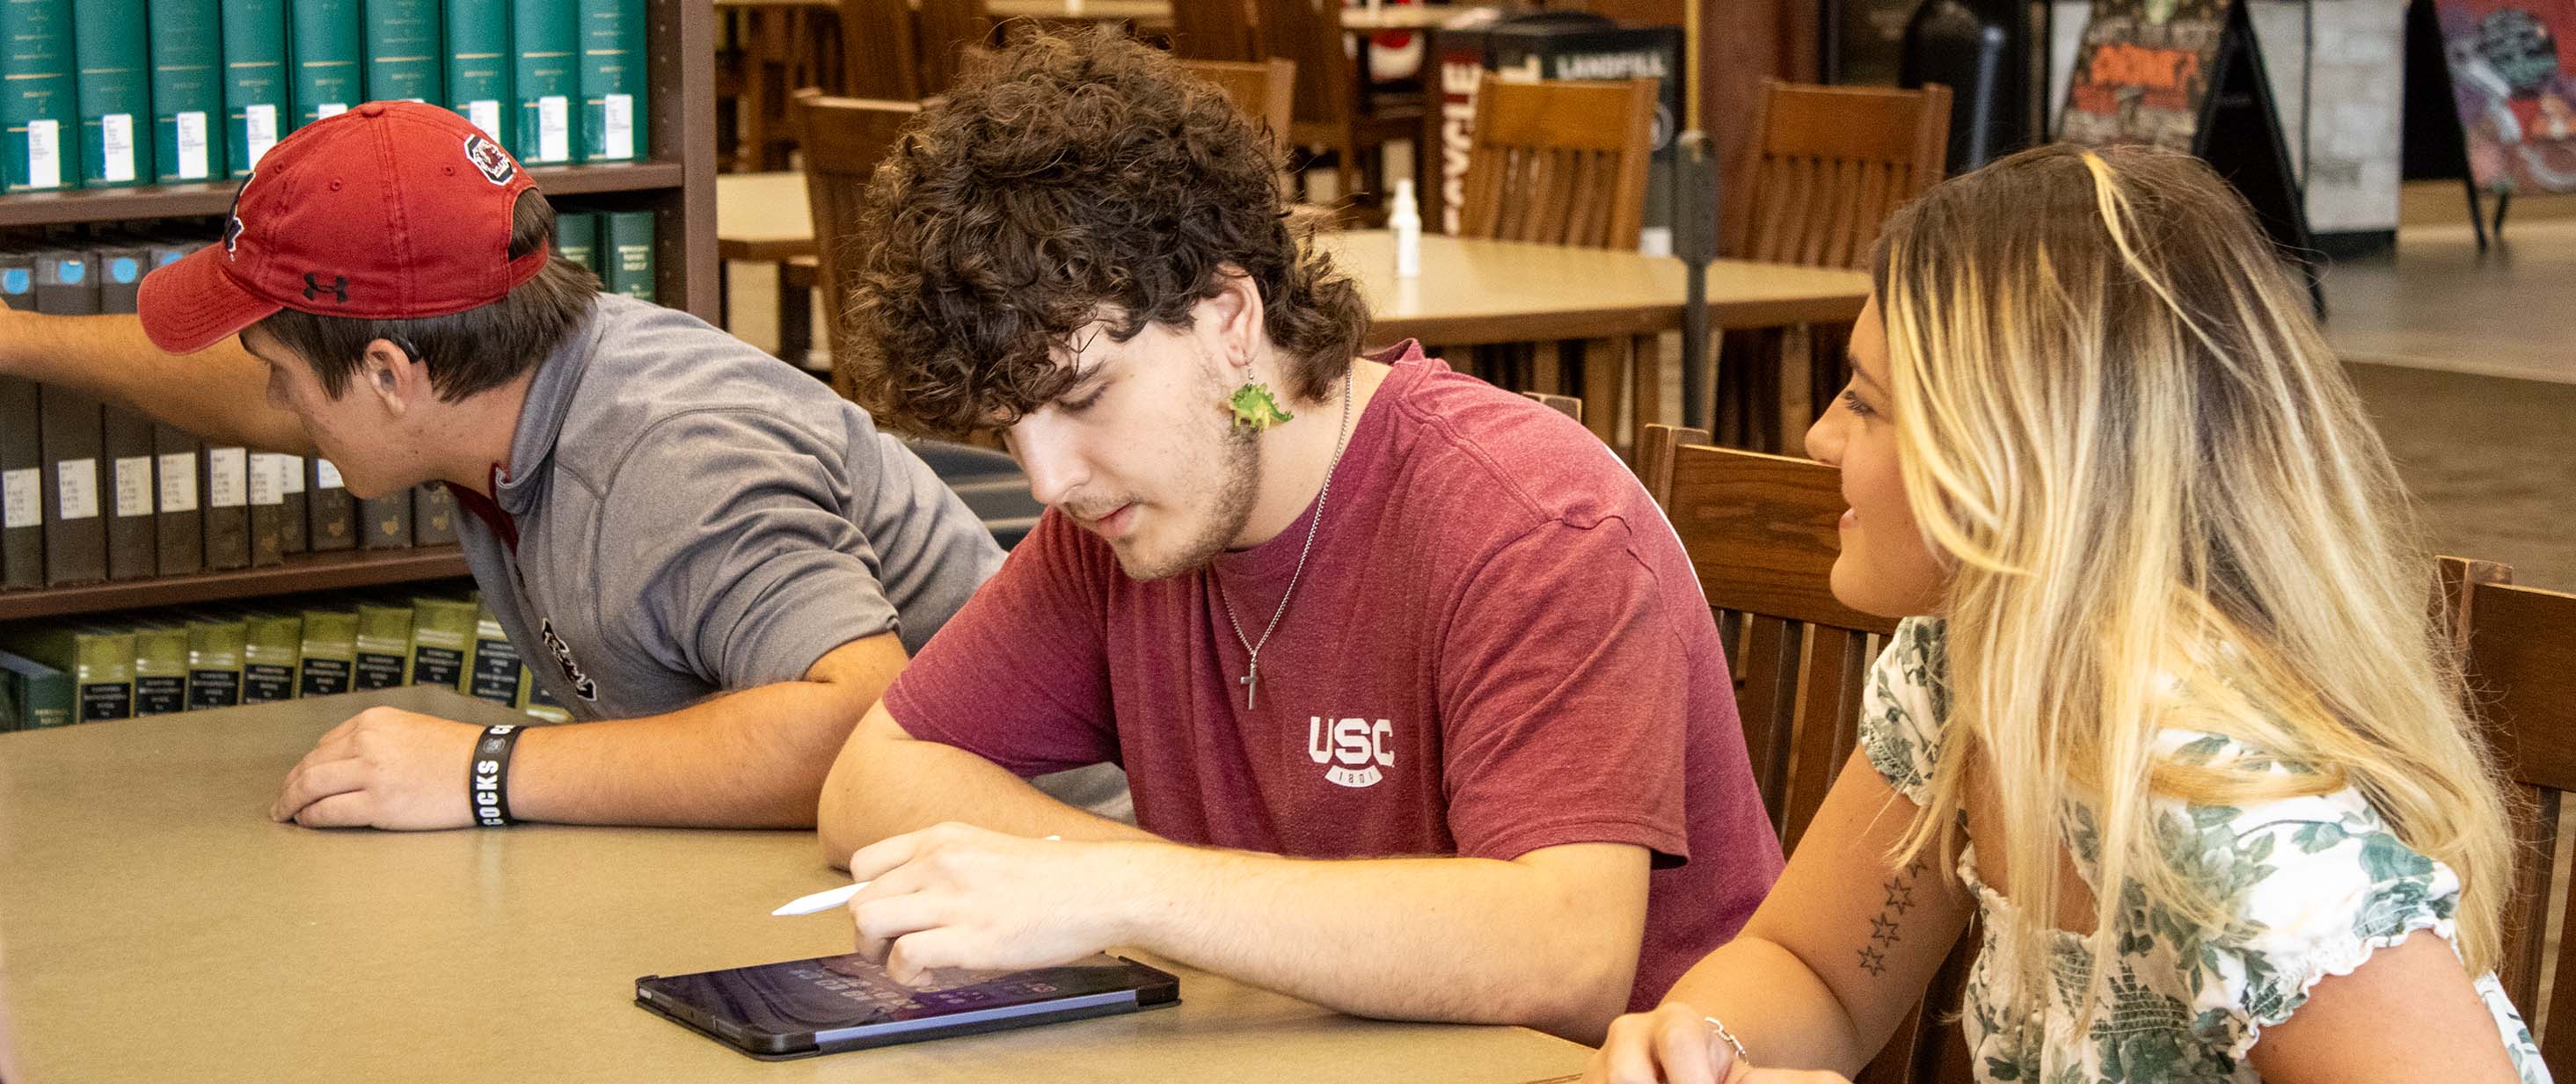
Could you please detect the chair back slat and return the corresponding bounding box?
[1455,76,1658,250]
[1169,0,1262,61]
[835,0,923,100]
[1728,80,1951,270]
[1253,0,1355,131]
[915,0,995,93]
[1176,57,1296,148]
[1520,391,1583,421]
[792,92,924,402]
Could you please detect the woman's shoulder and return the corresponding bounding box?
[1860,617,1949,804]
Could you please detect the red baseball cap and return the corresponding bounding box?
[140,100,550,354]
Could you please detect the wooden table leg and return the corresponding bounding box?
[1533,341,1564,400]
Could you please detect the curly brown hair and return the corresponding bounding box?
[845,29,1368,436]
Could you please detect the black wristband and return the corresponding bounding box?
[469,724,522,827]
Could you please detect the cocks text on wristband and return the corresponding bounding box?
[471,724,523,827]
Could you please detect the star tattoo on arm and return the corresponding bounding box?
[1855,858,1929,980]
[1857,946,1888,977]
[1870,914,1901,944]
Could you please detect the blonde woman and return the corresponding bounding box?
[1588,143,2547,1084]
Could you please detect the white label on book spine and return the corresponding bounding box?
[2,468,38,527]
[317,102,348,120]
[56,458,99,520]
[101,113,136,182]
[208,447,247,508]
[157,453,199,512]
[176,111,210,179]
[467,100,501,138]
[281,456,305,494]
[26,118,61,188]
[538,95,569,163]
[244,105,278,169]
[114,456,153,516]
[316,459,345,490]
[603,93,634,159]
[248,454,284,506]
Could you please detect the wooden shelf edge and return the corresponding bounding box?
[0,164,687,229]
[0,548,471,623]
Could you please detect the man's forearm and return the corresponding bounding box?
[1107,844,1645,1044]
[509,675,887,828]
[0,310,310,452]
[819,731,1156,860]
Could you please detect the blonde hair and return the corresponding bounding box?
[1872,144,2513,1008]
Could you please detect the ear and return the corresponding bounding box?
[1198,264,1266,377]
[357,338,426,417]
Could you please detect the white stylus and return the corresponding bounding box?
[770,835,1059,917]
[771,881,870,917]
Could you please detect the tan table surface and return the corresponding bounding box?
[1321,231,1872,347]
[1339,4,1475,31]
[0,687,1593,1083]
[716,171,814,264]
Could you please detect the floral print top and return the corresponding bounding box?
[1859,617,2550,1084]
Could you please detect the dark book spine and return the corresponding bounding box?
[34,251,105,586]
[360,490,412,549]
[152,424,204,575]
[307,458,357,550]
[97,249,156,580]
[201,446,251,570]
[0,255,40,589]
[247,452,287,566]
[411,483,457,544]
[602,208,655,302]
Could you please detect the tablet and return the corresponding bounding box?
[635,952,1181,1059]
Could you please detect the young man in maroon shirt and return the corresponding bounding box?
[814,32,1783,1044]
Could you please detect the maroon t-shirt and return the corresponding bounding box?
[886,346,1782,1010]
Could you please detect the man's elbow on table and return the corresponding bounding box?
[816,701,918,867]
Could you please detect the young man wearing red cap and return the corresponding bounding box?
[0,102,1124,831]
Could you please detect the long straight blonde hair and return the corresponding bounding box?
[1873,144,2513,1004]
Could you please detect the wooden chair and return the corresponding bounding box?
[1638,422,1970,1084]
[2460,566,2576,1075]
[1450,75,1658,455]
[792,91,925,403]
[1716,80,1950,453]
[1168,0,1262,62]
[1175,58,1296,149]
[1255,0,1423,219]
[916,0,996,94]
[836,0,923,100]
[1456,76,1659,251]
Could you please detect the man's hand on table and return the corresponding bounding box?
[270,706,487,830]
[844,822,1148,984]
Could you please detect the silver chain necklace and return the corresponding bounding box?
[1217,367,1355,710]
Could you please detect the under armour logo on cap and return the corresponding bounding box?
[463,134,516,185]
[303,273,349,302]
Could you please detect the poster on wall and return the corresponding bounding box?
[2057,0,2230,149]
[2436,0,2576,193]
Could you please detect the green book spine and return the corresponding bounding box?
[441,0,510,143]
[509,0,574,164]
[73,0,153,187]
[353,602,413,688]
[409,596,476,691]
[149,0,224,181]
[466,602,518,703]
[184,615,247,709]
[0,649,74,729]
[3,0,79,192]
[132,624,190,716]
[364,0,443,103]
[296,608,357,696]
[575,0,641,162]
[223,0,288,176]
[239,611,303,703]
[603,208,653,302]
[288,0,363,130]
[0,651,18,730]
[554,207,597,275]
[4,628,140,723]
[515,663,571,722]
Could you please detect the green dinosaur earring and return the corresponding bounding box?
[1224,380,1295,432]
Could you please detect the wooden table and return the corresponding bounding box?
[0,687,1594,1083]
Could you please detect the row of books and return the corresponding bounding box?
[1,0,648,193]
[0,591,570,730]
[0,211,654,591]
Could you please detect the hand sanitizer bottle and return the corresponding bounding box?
[1390,177,1422,279]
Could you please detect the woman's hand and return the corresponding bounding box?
[1587,1001,1851,1084]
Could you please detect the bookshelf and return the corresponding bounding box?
[0,0,716,624]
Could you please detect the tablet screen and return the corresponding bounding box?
[640,952,1176,1050]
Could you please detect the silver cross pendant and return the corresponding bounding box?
[1239,663,1259,710]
